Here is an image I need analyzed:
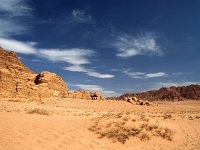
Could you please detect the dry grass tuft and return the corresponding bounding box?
[27,108,50,116]
[89,112,174,144]
[139,131,151,141]
[163,113,172,119]
[154,127,174,141]
[188,115,193,120]
[195,115,200,119]
[140,114,149,122]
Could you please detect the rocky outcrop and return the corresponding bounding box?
[0,47,30,72]
[116,84,200,101]
[68,91,105,100]
[0,47,69,101]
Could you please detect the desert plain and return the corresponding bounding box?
[0,98,200,150]
[0,48,200,150]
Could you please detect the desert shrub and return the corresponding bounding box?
[140,114,149,122]
[115,112,123,118]
[27,108,50,115]
[125,111,132,115]
[188,115,193,120]
[89,113,174,144]
[195,115,200,119]
[139,131,151,141]
[122,116,130,122]
[131,118,136,122]
[154,127,174,141]
[163,113,172,119]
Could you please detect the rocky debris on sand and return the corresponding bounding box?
[124,96,151,106]
[68,91,105,100]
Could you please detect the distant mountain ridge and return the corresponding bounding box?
[114,84,200,101]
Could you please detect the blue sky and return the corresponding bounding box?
[0,0,199,96]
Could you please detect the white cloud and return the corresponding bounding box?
[0,38,114,78]
[40,49,114,78]
[39,49,93,65]
[72,9,93,23]
[0,0,32,37]
[0,19,28,37]
[64,65,87,72]
[0,0,31,16]
[113,33,162,58]
[64,65,114,79]
[0,38,37,54]
[172,72,192,76]
[86,71,114,78]
[74,84,103,91]
[123,70,167,79]
[145,72,167,78]
[73,84,118,97]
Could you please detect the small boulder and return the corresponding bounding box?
[144,100,151,106]
[139,100,144,105]
[132,96,138,102]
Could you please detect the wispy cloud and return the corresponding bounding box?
[72,9,93,23]
[74,84,103,91]
[39,49,93,65]
[0,38,114,78]
[40,49,114,78]
[0,38,37,54]
[171,72,192,76]
[73,84,119,97]
[0,19,28,37]
[123,70,167,79]
[0,0,31,16]
[64,65,114,78]
[113,33,162,58]
[86,71,114,78]
[0,0,32,37]
[64,65,88,72]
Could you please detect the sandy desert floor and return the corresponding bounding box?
[0,99,200,150]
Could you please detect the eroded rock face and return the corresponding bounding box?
[0,47,30,73]
[68,91,105,100]
[33,71,69,99]
[0,47,69,100]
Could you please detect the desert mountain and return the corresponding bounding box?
[0,47,104,101]
[115,84,200,101]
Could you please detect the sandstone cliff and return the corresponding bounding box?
[0,47,69,100]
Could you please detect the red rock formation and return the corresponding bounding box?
[0,47,69,100]
[0,47,30,72]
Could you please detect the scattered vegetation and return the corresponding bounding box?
[163,113,172,119]
[188,115,193,120]
[8,99,19,102]
[195,115,200,119]
[140,114,149,122]
[89,112,174,144]
[27,107,51,115]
